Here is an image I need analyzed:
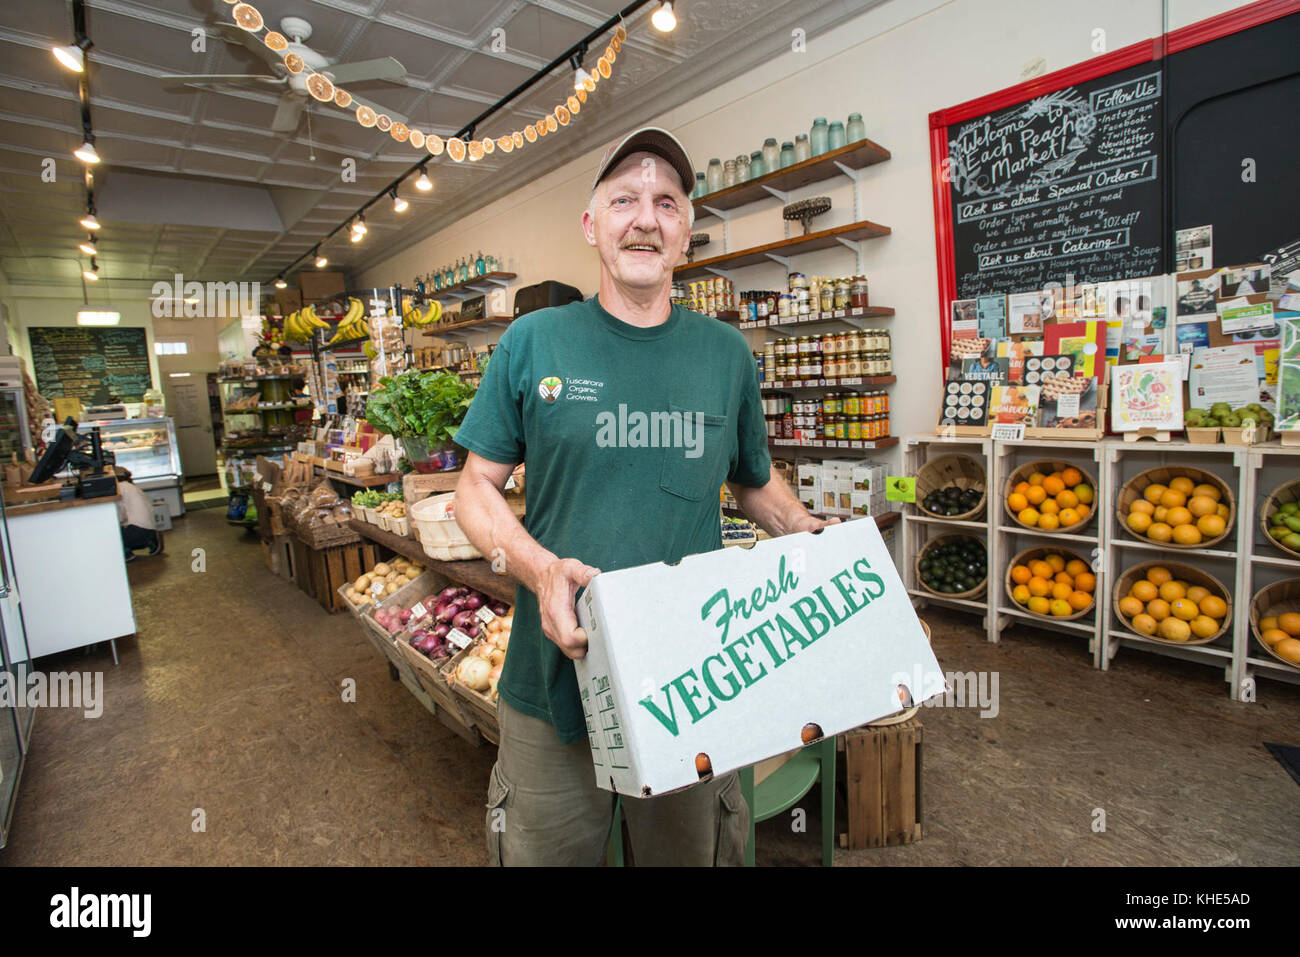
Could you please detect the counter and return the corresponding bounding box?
[5,492,136,664]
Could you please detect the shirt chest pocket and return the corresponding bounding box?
[658,404,729,502]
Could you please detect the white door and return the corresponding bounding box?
[163,375,217,476]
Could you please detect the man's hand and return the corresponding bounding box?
[791,514,841,534]
[537,557,601,660]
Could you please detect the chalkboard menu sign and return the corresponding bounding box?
[946,62,1164,299]
[28,326,152,404]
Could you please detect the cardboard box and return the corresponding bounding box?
[274,288,303,314]
[796,464,821,489]
[850,491,879,518]
[300,271,346,302]
[575,519,943,796]
[149,498,172,531]
[798,485,818,512]
[851,465,886,493]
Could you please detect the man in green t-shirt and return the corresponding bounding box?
[454,126,834,866]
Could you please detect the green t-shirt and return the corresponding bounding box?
[453,294,771,744]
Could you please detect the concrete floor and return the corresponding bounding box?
[3,508,1298,866]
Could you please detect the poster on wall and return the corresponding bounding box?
[1187,345,1261,409]
[1277,318,1300,433]
[1260,238,1300,301]
[976,295,1006,339]
[1007,292,1043,334]
[1175,224,1213,272]
[1176,269,1219,322]
[1110,359,1183,432]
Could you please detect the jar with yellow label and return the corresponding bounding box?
[845,352,861,377]
[822,416,836,441]
[833,415,847,440]
[847,416,861,441]
[846,329,862,354]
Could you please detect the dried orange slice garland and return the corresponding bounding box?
[226,5,627,157]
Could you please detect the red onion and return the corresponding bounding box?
[431,623,449,639]
[489,601,509,616]
[435,602,458,623]
[462,594,484,611]
[452,609,477,631]
[399,609,412,624]
[438,586,461,602]
[465,622,481,639]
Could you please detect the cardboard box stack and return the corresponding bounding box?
[797,458,887,518]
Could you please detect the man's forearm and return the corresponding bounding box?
[727,467,820,537]
[454,472,556,596]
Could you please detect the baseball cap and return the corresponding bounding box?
[591,126,695,195]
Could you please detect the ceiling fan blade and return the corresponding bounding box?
[325,57,406,84]
[271,93,308,132]
[343,92,408,126]
[214,22,285,70]
[158,73,283,83]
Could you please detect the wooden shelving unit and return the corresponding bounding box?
[674,219,891,281]
[418,271,516,304]
[691,138,891,215]
[420,316,512,338]
[1240,441,1300,697]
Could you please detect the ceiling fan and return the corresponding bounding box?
[158,16,409,133]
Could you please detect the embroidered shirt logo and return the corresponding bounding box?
[538,376,563,401]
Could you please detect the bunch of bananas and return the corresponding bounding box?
[402,300,443,328]
[325,297,370,345]
[282,304,328,343]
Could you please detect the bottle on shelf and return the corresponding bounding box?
[828,120,847,151]
[749,150,765,179]
[706,158,723,193]
[475,251,486,277]
[794,133,811,163]
[809,118,829,157]
[847,112,866,143]
[779,141,795,169]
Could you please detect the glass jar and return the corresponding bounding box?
[845,352,862,377]
[846,329,862,354]
[723,159,737,188]
[834,280,851,311]
[820,334,835,356]
[880,354,893,375]
[706,158,723,193]
[828,120,847,151]
[778,294,793,318]
[847,416,862,442]
[780,141,795,169]
[833,416,847,440]
[847,112,866,144]
[809,356,822,379]
[851,276,869,310]
[765,292,777,315]
[693,171,706,199]
[748,151,765,179]
[847,393,861,416]
[810,117,829,157]
[762,138,780,171]
[819,282,834,313]
[797,296,811,316]
[794,133,811,163]
[823,416,837,441]
[788,271,808,291]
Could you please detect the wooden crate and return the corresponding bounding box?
[838,717,923,849]
[291,539,381,614]
[263,533,296,581]
[447,645,501,745]
[392,635,480,743]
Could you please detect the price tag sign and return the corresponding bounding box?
[446,628,472,651]
[410,601,428,621]
[1055,393,1080,418]
[475,606,496,624]
[370,580,386,598]
[886,476,917,504]
[991,422,1027,441]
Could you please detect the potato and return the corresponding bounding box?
[354,574,371,591]
[385,581,401,595]
[404,567,420,580]
[373,562,391,576]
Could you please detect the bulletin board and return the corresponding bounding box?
[929,0,1300,377]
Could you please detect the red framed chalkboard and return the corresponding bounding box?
[928,0,1300,378]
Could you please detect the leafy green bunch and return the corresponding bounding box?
[364,369,477,444]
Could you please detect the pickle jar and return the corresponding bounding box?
[819,282,835,314]
[834,280,851,311]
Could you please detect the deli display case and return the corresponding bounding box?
[78,417,184,518]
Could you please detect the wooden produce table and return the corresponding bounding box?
[314,465,401,489]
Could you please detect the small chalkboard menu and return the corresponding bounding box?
[28,326,152,404]
[944,62,1164,299]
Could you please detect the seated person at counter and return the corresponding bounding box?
[114,467,161,562]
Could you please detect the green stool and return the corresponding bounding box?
[739,737,836,866]
[606,738,836,867]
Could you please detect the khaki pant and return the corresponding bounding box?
[486,700,749,866]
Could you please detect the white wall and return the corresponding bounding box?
[358,0,1248,472]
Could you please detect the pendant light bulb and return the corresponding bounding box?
[83,257,99,281]
[352,215,367,236]
[274,275,288,289]
[78,236,97,256]
[314,248,327,268]
[80,209,101,230]
[415,168,433,192]
[651,1,677,32]
[391,189,408,213]
[74,137,100,164]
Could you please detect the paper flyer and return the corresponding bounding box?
[1008,292,1043,334]
[1111,360,1183,432]
[1188,344,1261,409]
[976,295,1006,339]
[1176,269,1219,323]
[1218,263,1271,299]
[1278,318,1300,433]
[1260,238,1300,301]
[1219,298,1275,335]
[952,298,978,328]
[1175,225,1213,272]
[1176,322,1210,354]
